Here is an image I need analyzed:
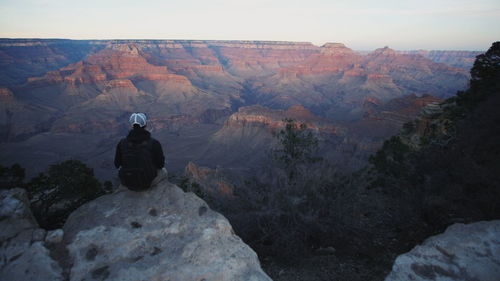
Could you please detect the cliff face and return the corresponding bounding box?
[212,105,338,149]
[0,39,100,87]
[351,94,443,139]
[1,39,470,139]
[220,105,336,132]
[397,50,483,70]
[361,47,469,98]
[251,45,468,113]
[207,93,440,172]
[0,39,476,178]
[12,43,231,135]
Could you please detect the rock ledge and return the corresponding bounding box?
[385,220,500,281]
[63,180,272,281]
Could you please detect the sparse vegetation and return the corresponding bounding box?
[211,42,500,274]
[1,160,109,229]
[369,136,411,178]
[272,119,320,179]
[203,120,349,258]
[221,165,346,258]
[26,160,107,229]
[0,163,25,189]
[362,41,500,251]
[176,174,206,198]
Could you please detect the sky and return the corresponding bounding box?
[0,0,499,50]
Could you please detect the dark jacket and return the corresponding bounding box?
[114,127,165,169]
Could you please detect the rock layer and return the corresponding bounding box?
[397,50,483,70]
[0,39,477,178]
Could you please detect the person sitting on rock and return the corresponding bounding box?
[114,113,167,190]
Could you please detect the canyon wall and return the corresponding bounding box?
[0,39,477,179]
[397,50,483,70]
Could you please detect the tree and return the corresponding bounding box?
[272,118,319,179]
[369,136,411,178]
[214,118,338,258]
[457,41,500,108]
[26,159,105,229]
[361,41,500,261]
[470,41,500,93]
[0,163,25,189]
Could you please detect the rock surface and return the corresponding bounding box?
[46,229,64,244]
[385,220,500,281]
[0,188,63,281]
[63,179,272,281]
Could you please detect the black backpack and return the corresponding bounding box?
[118,138,157,191]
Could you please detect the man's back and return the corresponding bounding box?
[115,127,165,170]
[114,113,165,190]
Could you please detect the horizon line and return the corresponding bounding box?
[0,37,488,51]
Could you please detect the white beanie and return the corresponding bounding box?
[129,113,147,127]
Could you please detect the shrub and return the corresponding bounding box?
[0,163,25,189]
[272,118,320,179]
[369,136,411,177]
[223,166,343,258]
[175,175,206,198]
[26,159,105,229]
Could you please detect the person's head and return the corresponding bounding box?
[129,113,147,129]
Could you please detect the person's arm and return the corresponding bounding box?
[152,140,165,169]
[114,141,122,168]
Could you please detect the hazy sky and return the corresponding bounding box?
[1,0,499,50]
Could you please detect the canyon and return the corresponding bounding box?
[0,39,481,181]
[1,38,497,281]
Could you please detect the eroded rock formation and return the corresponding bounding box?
[0,39,477,179]
[397,50,483,70]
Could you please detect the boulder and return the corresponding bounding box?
[63,180,272,281]
[0,188,63,281]
[385,220,500,281]
[46,229,64,244]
